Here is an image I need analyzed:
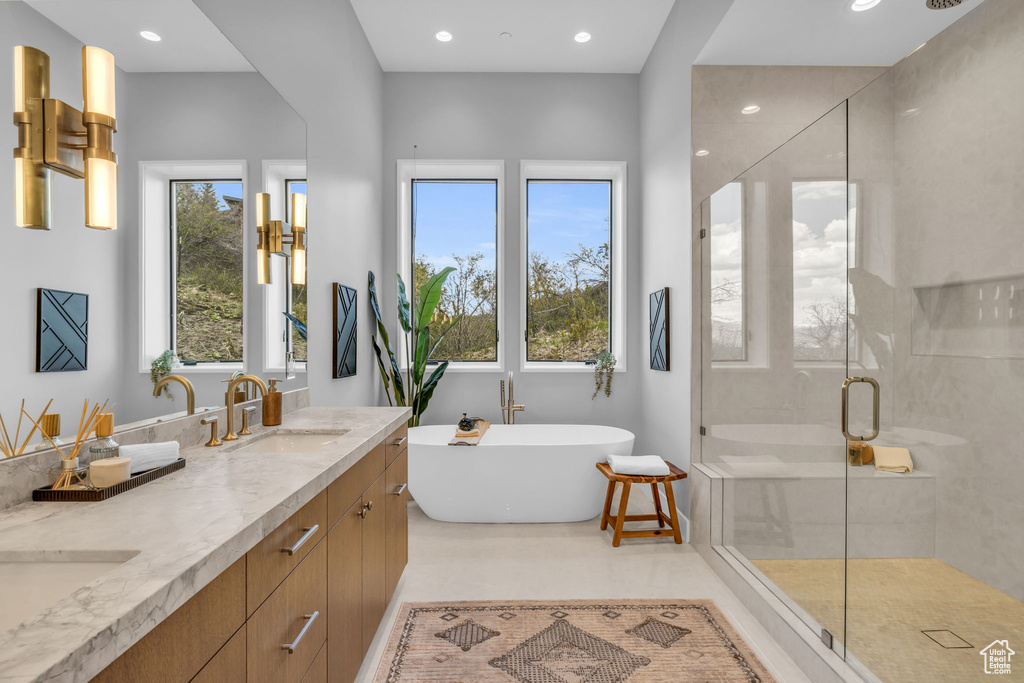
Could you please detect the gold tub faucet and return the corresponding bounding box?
[153,375,196,416]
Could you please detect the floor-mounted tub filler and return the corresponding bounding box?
[409,424,635,523]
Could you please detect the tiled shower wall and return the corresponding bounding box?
[890,0,1024,601]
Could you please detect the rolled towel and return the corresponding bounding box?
[873,446,913,473]
[607,454,670,477]
[120,442,181,474]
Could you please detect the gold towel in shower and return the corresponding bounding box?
[874,446,914,473]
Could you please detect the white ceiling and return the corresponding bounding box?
[697,0,984,67]
[349,0,676,73]
[25,0,254,72]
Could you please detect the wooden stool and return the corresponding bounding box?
[596,461,688,546]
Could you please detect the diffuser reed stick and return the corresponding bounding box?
[0,399,53,458]
[20,398,108,489]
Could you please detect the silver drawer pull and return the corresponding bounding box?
[391,483,408,496]
[281,525,319,556]
[281,611,319,654]
[393,436,407,447]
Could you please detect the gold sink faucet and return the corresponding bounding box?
[224,374,268,441]
[500,371,526,425]
[153,375,196,415]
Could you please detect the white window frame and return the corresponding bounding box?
[138,160,248,374]
[263,160,307,374]
[397,159,505,372]
[520,160,628,372]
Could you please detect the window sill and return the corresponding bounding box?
[521,362,627,373]
[143,362,245,375]
[421,362,503,373]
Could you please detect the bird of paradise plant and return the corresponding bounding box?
[368,269,463,427]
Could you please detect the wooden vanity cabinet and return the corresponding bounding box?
[90,425,408,683]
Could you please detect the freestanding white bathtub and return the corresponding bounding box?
[409,424,635,523]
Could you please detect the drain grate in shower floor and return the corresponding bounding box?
[921,630,973,649]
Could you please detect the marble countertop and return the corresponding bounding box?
[0,406,410,683]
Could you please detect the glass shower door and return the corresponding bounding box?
[700,103,851,654]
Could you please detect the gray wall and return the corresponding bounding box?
[0,3,127,432]
[382,72,642,430]
[118,71,306,422]
[194,0,385,410]
[638,0,734,510]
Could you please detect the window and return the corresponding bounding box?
[709,182,745,361]
[398,160,505,370]
[285,179,307,363]
[412,180,498,361]
[521,161,627,370]
[171,180,244,363]
[526,180,611,361]
[792,180,851,362]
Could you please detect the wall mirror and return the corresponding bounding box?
[1,0,307,458]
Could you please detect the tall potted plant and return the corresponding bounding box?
[369,269,462,427]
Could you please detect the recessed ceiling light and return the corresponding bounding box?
[741,105,760,115]
[435,31,453,42]
[695,149,710,157]
[849,0,882,11]
[499,32,512,40]
[574,32,591,43]
[139,30,161,42]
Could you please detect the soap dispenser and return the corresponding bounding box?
[262,378,283,426]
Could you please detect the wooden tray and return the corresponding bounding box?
[32,458,187,502]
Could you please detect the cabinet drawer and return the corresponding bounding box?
[328,442,385,529]
[191,624,246,683]
[385,424,408,466]
[93,557,246,683]
[247,490,327,616]
[300,642,327,683]
[385,509,408,604]
[248,539,327,683]
[384,449,408,534]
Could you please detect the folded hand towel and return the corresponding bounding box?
[456,429,480,438]
[607,454,670,477]
[873,446,913,473]
[121,442,180,474]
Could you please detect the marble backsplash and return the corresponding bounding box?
[0,387,310,510]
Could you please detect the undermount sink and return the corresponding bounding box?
[0,550,138,634]
[230,430,349,454]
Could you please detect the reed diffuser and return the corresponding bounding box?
[22,399,109,490]
[0,399,52,458]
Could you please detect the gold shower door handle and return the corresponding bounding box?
[841,376,880,442]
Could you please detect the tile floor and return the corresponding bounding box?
[753,558,1024,683]
[358,497,812,682]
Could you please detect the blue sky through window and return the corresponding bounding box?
[527,181,611,265]
[413,181,497,273]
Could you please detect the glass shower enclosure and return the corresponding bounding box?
[697,70,1024,682]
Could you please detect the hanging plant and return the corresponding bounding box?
[151,349,176,398]
[593,351,616,399]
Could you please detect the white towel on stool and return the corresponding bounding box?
[121,442,180,474]
[607,455,670,477]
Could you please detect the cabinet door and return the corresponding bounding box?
[300,643,327,683]
[191,624,246,683]
[384,449,408,535]
[385,509,408,604]
[247,540,327,683]
[361,474,387,654]
[327,503,363,683]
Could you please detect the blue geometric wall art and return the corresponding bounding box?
[36,288,89,373]
[650,287,670,371]
[333,283,357,378]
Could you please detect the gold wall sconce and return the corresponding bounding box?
[256,191,307,285]
[13,45,118,231]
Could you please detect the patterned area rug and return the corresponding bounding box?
[373,600,778,682]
